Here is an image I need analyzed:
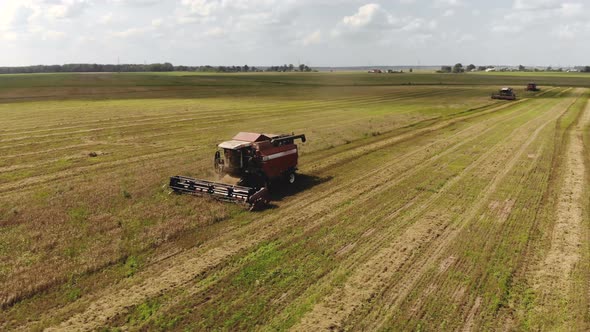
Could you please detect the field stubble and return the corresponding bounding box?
[0,72,588,331]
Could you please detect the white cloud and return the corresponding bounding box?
[434,0,462,7]
[108,0,160,6]
[180,0,277,16]
[99,13,113,24]
[559,3,584,17]
[10,5,36,27]
[0,0,589,67]
[342,4,386,28]
[181,0,219,16]
[0,31,18,41]
[513,0,560,10]
[301,30,322,46]
[42,30,66,40]
[443,9,455,17]
[495,0,588,33]
[551,22,589,40]
[151,18,163,27]
[204,27,225,37]
[47,0,89,20]
[457,33,475,43]
[111,27,151,38]
[491,24,522,33]
[552,24,576,39]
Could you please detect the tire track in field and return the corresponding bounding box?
[0,93,489,164]
[15,95,520,330]
[0,87,457,139]
[0,147,194,195]
[0,104,420,187]
[395,126,550,332]
[0,87,202,104]
[2,92,520,326]
[160,94,556,330]
[0,95,498,179]
[310,98,530,174]
[0,93,527,198]
[1,89,564,330]
[290,92,580,331]
[12,89,560,330]
[297,98,545,234]
[262,99,553,329]
[361,91,583,331]
[529,98,589,328]
[33,95,532,331]
[125,94,547,325]
[2,86,467,141]
[0,91,436,156]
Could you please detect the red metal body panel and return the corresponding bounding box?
[254,141,298,179]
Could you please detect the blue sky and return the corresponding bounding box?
[0,0,588,67]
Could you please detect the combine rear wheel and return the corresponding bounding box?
[287,172,296,184]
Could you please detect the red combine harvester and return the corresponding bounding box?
[525,82,540,91]
[491,87,517,100]
[170,132,306,210]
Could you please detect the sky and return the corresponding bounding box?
[0,0,588,67]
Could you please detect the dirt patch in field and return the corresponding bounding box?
[488,199,515,223]
[336,243,357,257]
[438,255,457,273]
[461,296,482,332]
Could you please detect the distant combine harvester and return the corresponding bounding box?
[491,87,517,100]
[526,82,540,91]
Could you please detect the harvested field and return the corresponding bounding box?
[0,72,589,331]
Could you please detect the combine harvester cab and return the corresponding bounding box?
[170,132,306,211]
[491,87,517,100]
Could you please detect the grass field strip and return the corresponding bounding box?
[14,91,546,330]
[193,96,561,331]
[0,86,471,135]
[0,88,481,172]
[360,92,588,330]
[0,74,581,331]
[121,91,552,330]
[0,88,475,158]
[290,91,581,331]
[168,88,580,330]
[33,92,567,330]
[342,92,584,330]
[525,95,590,330]
[0,89,514,196]
[0,85,508,324]
[0,87,486,144]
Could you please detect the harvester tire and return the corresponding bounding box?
[288,172,296,184]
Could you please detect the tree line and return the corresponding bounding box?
[0,63,315,74]
[265,64,314,72]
